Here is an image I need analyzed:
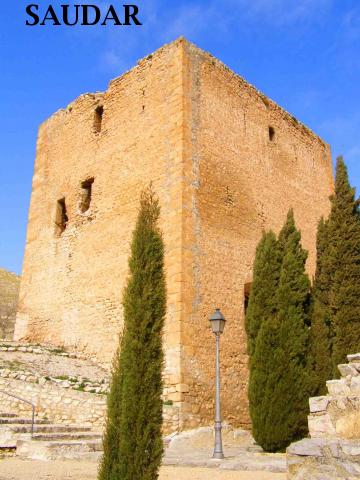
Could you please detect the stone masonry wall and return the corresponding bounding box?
[178,41,333,429]
[288,353,360,479]
[0,376,106,427]
[0,269,20,340]
[15,40,185,414]
[15,38,334,431]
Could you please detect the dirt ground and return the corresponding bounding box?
[0,458,286,480]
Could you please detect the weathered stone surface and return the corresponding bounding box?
[13,38,334,431]
[287,439,325,457]
[338,363,359,378]
[327,379,351,396]
[348,354,360,363]
[351,376,360,394]
[0,269,20,340]
[308,413,336,437]
[309,396,330,413]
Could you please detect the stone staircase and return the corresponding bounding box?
[0,411,103,460]
[287,353,360,479]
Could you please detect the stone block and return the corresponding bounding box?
[326,379,350,396]
[176,384,189,393]
[350,376,360,394]
[287,438,325,457]
[309,396,329,413]
[348,354,360,363]
[308,413,336,438]
[338,363,359,378]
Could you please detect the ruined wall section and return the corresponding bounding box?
[179,42,334,429]
[15,40,185,390]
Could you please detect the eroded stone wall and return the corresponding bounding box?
[15,40,185,411]
[0,269,20,340]
[179,42,333,429]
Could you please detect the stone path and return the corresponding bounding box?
[0,459,286,480]
[164,445,286,473]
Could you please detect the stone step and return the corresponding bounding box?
[16,438,103,460]
[74,450,103,462]
[31,432,102,442]
[0,417,49,425]
[326,379,351,396]
[8,424,93,434]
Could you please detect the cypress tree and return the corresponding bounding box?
[271,210,311,450]
[245,231,282,356]
[99,186,166,480]
[248,211,311,452]
[328,157,360,375]
[309,218,332,395]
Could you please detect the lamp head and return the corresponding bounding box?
[209,308,226,334]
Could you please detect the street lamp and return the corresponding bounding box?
[209,308,226,459]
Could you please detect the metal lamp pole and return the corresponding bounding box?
[209,308,226,460]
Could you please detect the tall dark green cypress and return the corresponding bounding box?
[248,211,311,452]
[99,186,166,480]
[328,157,360,375]
[271,210,311,450]
[309,218,332,395]
[245,231,281,356]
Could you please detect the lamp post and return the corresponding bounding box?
[209,308,226,459]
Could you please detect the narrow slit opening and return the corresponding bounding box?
[55,198,68,236]
[94,106,104,134]
[80,178,94,213]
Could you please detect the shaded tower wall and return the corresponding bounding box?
[178,42,334,429]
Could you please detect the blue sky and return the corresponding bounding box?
[0,0,359,274]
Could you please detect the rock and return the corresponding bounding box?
[308,413,336,437]
[326,379,351,396]
[338,364,359,378]
[287,438,325,457]
[341,442,360,456]
[347,354,360,363]
[350,376,360,393]
[309,396,330,413]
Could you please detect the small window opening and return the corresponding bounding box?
[269,126,275,142]
[55,198,68,237]
[244,282,252,314]
[94,105,104,134]
[80,178,94,213]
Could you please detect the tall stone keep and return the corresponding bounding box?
[15,39,334,430]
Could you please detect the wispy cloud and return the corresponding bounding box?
[96,0,336,76]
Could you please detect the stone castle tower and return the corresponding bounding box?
[15,38,334,430]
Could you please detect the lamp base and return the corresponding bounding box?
[212,451,224,459]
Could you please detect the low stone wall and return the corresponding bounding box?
[287,353,360,479]
[0,376,106,427]
[308,354,360,439]
[0,342,181,434]
[288,438,360,479]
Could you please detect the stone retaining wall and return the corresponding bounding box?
[0,376,106,427]
[287,353,360,479]
[0,342,180,433]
